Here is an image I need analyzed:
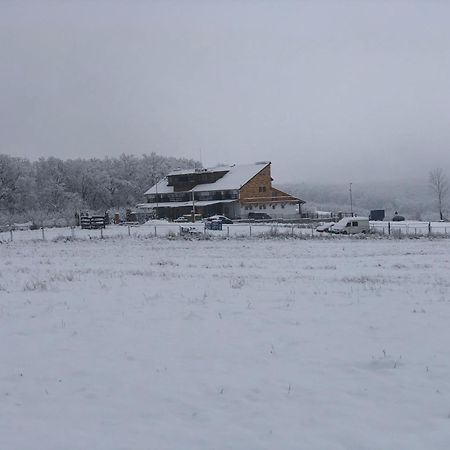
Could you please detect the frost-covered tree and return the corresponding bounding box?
[429,168,449,221]
[0,154,37,216]
[0,152,198,223]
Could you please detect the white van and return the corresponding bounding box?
[331,216,369,234]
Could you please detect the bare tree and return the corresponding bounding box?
[429,168,449,221]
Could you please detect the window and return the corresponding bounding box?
[259,205,263,210]
[263,204,266,209]
[263,186,266,192]
[272,191,277,197]
[352,221,358,227]
[272,205,276,209]
[281,204,285,209]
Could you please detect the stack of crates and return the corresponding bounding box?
[80,216,106,229]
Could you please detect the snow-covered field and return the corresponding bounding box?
[0,222,315,242]
[1,237,450,449]
[370,220,450,236]
[1,219,450,244]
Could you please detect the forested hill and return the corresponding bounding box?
[0,153,198,222]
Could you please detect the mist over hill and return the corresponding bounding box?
[280,179,443,221]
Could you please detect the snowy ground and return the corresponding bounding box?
[1,237,450,449]
[0,222,315,242]
[370,220,450,236]
[1,219,450,243]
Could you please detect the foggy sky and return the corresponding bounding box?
[1,0,450,183]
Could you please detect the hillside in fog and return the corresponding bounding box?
[280,179,442,221]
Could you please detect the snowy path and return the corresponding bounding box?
[1,238,450,449]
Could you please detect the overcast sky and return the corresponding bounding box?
[1,0,450,183]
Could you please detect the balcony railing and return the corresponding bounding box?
[147,190,239,204]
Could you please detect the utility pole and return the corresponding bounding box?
[349,182,353,217]
[192,190,196,222]
[155,175,159,219]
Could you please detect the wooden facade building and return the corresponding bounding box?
[137,162,305,220]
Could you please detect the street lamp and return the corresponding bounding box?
[349,182,353,217]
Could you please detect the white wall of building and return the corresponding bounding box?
[241,202,299,219]
[223,202,241,219]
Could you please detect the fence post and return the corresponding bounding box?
[311,224,314,237]
[41,227,45,240]
[291,225,294,237]
[227,226,230,237]
[388,222,391,235]
[128,225,131,237]
[249,225,252,237]
[10,229,13,242]
[100,228,104,239]
[179,226,182,236]
[71,226,75,238]
[154,225,157,237]
[428,222,431,236]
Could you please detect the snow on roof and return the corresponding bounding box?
[191,162,269,192]
[144,162,270,195]
[144,177,174,195]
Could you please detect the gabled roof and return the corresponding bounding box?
[191,162,269,192]
[144,177,174,195]
[144,162,270,195]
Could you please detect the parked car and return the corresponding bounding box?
[316,222,335,233]
[248,212,272,220]
[331,216,369,234]
[174,214,203,223]
[204,215,233,224]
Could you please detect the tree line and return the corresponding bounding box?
[0,153,198,224]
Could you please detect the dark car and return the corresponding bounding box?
[204,215,233,224]
[248,212,272,220]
